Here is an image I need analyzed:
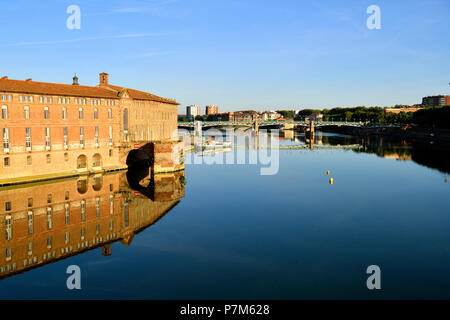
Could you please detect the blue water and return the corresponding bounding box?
[1,135,450,299]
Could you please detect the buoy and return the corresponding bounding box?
[329,178,334,185]
[326,170,330,175]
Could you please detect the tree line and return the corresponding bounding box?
[277,106,450,128]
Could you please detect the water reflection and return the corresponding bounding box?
[282,132,450,175]
[0,169,185,280]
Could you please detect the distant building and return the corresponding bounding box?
[385,106,422,114]
[305,113,323,122]
[208,112,234,121]
[186,105,201,120]
[177,114,187,121]
[422,95,450,107]
[261,111,281,121]
[205,105,219,115]
[232,110,259,122]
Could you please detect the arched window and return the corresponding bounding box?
[108,108,112,120]
[62,107,67,120]
[79,108,83,119]
[24,106,30,119]
[1,105,7,119]
[44,106,49,119]
[94,108,98,120]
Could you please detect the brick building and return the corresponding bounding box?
[205,105,219,115]
[422,95,450,107]
[0,73,179,184]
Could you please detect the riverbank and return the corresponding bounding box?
[319,125,450,144]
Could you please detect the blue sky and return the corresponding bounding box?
[0,0,449,113]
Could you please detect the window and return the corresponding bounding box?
[28,198,33,207]
[6,215,12,240]
[45,127,51,149]
[24,106,30,119]
[63,127,68,148]
[47,236,52,249]
[80,127,84,146]
[47,194,52,204]
[81,227,85,241]
[81,200,86,222]
[78,108,83,119]
[39,96,43,103]
[47,207,52,230]
[109,126,113,145]
[110,195,114,214]
[19,95,23,102]
[94,108,98,120]
[27,155,32,165]
[6,247,11,261]
[26,128,31,149]
[62,107,67,120]
[46,154,51,164]
[28,211,33,235]
[44,106,49,119]
[1,105,7,119]
[95,126,99,145]
[64,152,69,161]
[58,97,62,104]
[3,128,9,150]
[65,204,70,225]
[108,108,112,119]
[28,242,33,255]
[65,191,69,200]
[5,201,11,211]
[109,149,113,157]
[65,231,70,244]
[96,198,100,218]
[3,157,9,167]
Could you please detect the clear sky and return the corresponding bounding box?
[0,0,449,113]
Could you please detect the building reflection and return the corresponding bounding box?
[0,169,185,280]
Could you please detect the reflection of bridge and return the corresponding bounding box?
[178,121,401,129]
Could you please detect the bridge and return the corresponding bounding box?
[178,121,401,129]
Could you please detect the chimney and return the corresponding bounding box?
[99,72,109,86]
[72,73,79,85]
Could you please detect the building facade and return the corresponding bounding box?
[422,95,450,107]
[205,105,219,115]
[0,73,179,184]
[186,105,201,120]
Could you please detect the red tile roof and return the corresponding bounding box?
[104,84,178,105]
[0,77,178,104]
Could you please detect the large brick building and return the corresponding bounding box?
[0,73,179,184]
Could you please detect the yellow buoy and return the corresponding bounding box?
[326,170,330,175]
[329,178,334,185]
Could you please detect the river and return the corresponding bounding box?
[0,131,449,299]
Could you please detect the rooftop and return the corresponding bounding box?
[0,76,178,105]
